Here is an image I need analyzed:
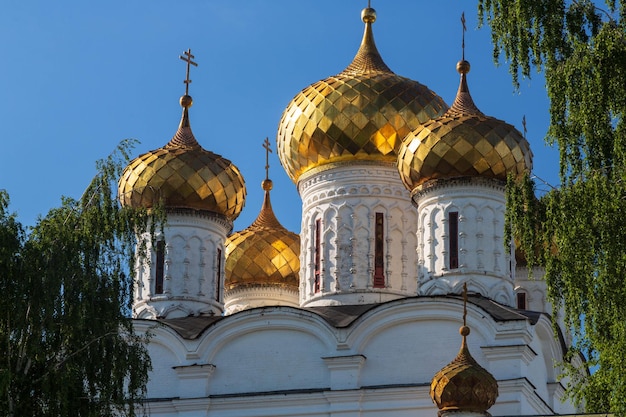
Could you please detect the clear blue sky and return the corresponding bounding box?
[0,0,556,233]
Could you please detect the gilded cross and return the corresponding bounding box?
[461,12,467,60]
[263,138,272,180]
[179,49,198,96]
[462,282,468,327]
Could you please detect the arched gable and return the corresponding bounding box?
[192,307,341,395]
[340,298,501,386]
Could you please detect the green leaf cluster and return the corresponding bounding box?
[480,0,626,414]
[0,139,159,417]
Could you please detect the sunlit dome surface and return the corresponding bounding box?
[118,95,246,220]
[225,179,299,291]
[398,60,532,193]
[277,6,447,183]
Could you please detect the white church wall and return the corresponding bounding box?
[414,178,515,306]
[298,163,419,306]
[136,296,576,416]
[134,212,231,319]
[196,308,338,395]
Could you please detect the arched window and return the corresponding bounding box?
[516,291,527,309]
[314,218,321,293]
[216,248,222,300]
[373,212,385,288]
[449,211,459,269]
[155,240,165,294]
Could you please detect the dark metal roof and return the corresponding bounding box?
[150,294,545,340]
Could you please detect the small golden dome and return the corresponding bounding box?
[397,60,533,193]
[118,96,246,220]
[277,7,447,183]
[430,326,499,413]
[225,180,300,291]
[430,291,499,415]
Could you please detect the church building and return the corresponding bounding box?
[117,5,583,416]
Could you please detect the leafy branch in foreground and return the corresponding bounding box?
[0,139,161,417]
[480,0,626,414]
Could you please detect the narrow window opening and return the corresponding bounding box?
[373,212,385,288]
[155,240,165,294]
[517,292,527,310]
[449,212,459,269]
[216,248,222,300]
[314,219,321,293]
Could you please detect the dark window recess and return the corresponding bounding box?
[216,248,222,300]
[449,212,459,269]
[155,240,165,294]
[517,292,527,310]
[314,219,321,293]
[374,213,385,288]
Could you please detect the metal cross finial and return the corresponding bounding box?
[263,137,272,181]
[461,12,467,60]
[367,0,371,8]
[462,282,468,327]
[179,49,198,96]
[522,115,528,139]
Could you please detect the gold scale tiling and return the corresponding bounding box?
[430,336,498,413]
[225,184,299,290]
[276,7,448,183]
[398,63,532,192]
[119,110,246,220]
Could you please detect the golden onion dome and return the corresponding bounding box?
[277,6,447,183]
[225,178,300,291]
[430,324,499,413]
[118,95,246,221]
[397,60,533,193]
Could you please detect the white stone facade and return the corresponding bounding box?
[412,177,515,306]
[224,285,299,315]
[298,163,419,307]
[134,210,231,319]
[136,297,576,416]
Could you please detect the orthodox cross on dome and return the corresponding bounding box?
[263,137,272,181]
[461,12,467,60]
[462,282,468,328]
[179,48,198,96]
[522,115,528,140]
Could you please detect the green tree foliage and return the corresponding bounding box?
[479,0,626,413]
[0,139,156,416]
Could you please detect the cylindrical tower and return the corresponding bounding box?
[277,7,447,306]
[397,59,532,306]
[119,56,246,318]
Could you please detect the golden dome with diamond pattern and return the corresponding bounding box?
[431,286,499,414]
[118,95,246,220]
[430,323,499,413]
[225,178,300,291]
[277,6,448,183]
[397,60,533,194]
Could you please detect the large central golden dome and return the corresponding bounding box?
[276,7,447,183]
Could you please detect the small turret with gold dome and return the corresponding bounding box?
[277,3,447,184]
[403,20,524,306]
[118,49,246,221]
[224,139,300,314]
[397,49,532,195]
[123,50,246,319]
[430,284,498,415]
